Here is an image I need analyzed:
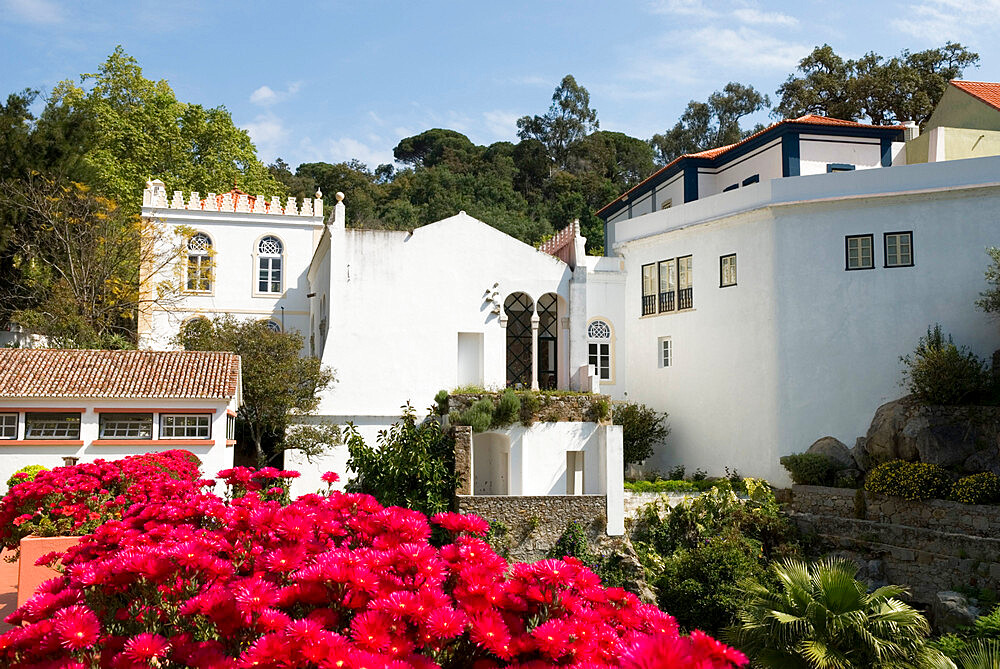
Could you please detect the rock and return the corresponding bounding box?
[864,399,919,464]
[964,449,1000,476]
[806,436,854,469]
[852,437,869,471]
[933,591,980,634]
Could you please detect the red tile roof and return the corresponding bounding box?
[950,80,1000,112]
[0,349,241,400]
[597,115,905,216]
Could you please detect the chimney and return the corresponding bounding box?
[902,121,919,142]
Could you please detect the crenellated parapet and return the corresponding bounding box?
[142,179,323,218]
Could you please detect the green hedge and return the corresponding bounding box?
[779,453,838,486]
[625,480,697,493]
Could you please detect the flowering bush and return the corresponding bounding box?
[0,465,746,668]
[5,464,48,491]
[0,450,204,551]
[950,471,1000,505]
[865,460,953,501]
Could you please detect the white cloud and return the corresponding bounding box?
[647,0,718,18]
[509,74,551,87]
[892,0,1000,40]
[483,110,519,138]
[732,7,798,26]
[245,114,289,161]
[324,137,395,168]
[249,82,302,107]
[3,0,62,23]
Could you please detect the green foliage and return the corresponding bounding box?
[588,397,611,423]
[613,401,669,466]
[779,452,838,486]
[547,521,634,592]
[956,640,1000,669]
[5,465,47,491]
[492,389,521,427]
[519,392,540,426]
[902,325,990,405]
[724,557,946,668]
[453,398,495,433]
[174,315,335,466]
[517,75,599,168]
[667,465,686,480]
[433,390,449,417]
[931,606,1000,665]
[951,472,1000,505]
[776,42,980,126]
[866,460,953,501]
[976,247,1000,317]
[485,520,510,558]
[345,404,457,518]
[624,479,697,493]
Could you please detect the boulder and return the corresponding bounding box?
[864,399,918,464]
[933,591,980,634]
[851,437,870,471]
[806,436,854,469]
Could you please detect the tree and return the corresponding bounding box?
[976,247,1000,315]
[613,401,669,466]
[517,75,599,168]
[393,128,480,168]
[0,175,186,347]
[175,316,335,467]
[776,42,980,126]
[651,83,770,164]
[724,558,949,668]
[344,403,458,518]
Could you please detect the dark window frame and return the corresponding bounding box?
[677,255,694,310]
[827,163,856,173]
[719,253,737,287]
[741,174,760,186]
[845,234,875,271]
[24,412,82,440]
[722,183,739,192]
[883,231,914,268]
[641,263,657,316]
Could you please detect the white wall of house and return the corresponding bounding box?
[654,173,685,212]
[608,155,1000,483]
[799,134,884,175]
[700,139,783,197]
[0,397,236,493]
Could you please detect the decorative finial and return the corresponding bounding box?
[315,187,323,199]
[335,192,345,202]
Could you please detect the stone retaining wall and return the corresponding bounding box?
[457,495,608,562]
[449,392,611,425]
[785,485,1000,538]
[782,485,1000,603]
[624,491,697,517]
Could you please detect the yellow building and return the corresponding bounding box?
[907,80,1000,163]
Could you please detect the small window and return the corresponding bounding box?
[884,232,913,268]
[99,413,152,439]
[723,183,739,192]
[161,414,211,439]
[660,199,672,210]
[659,338,672,368]
[25,412,80,439]
[846,235,874,270]
[742,174,760,186]
[257,235,283,294]
[827,163,855,173]
[0,413,16,439]
[587,319,612,381]
[226,413,236,441]
[720,254,737,287]
[677,255,693,309]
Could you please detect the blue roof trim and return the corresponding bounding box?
[598,122,905,222]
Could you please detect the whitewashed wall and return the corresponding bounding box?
[0,397,235,493]
[798,134,883,174]
[699,140,783,197]
[654,172,685,212]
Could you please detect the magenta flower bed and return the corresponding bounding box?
[0,465,746,668]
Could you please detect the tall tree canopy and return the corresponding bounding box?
[517,75,600,168]
[776,42,980,126]
[650,83,770,164]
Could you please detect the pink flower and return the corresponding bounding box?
[321,472,340,484]
[122,633,170,662]
[52,605,101,650]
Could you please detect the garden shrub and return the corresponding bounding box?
[518,391,540,425]
[625,479,697,493]
[434,389,449,416]
[779,452,838,486]
[901,324,990,405]
[865,459,953,501]
[0,466,747,668]
[492,388,520,427]
[5,464,47,491]
[589,397,611,422]
[614,401,669,466]
[951,472,1000,505]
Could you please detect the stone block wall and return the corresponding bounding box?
[457,495,608,562]
[783,485,1000,603]
[449,392,611,425]
[451,426,472,495]
[623,491,697,517]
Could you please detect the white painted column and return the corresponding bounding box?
[603,424,624,536]
[530,314,540,391]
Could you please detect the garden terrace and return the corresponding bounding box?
[448,390,612,426]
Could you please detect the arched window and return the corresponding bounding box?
[263,320,281,333]
[504,293,534,388]
[537,293,559,390]
[256,235,283,294]
[587,319,613,381]
[186,233,212,292]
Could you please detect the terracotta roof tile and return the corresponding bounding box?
[0,349,241,400]
[950,80,1000,112]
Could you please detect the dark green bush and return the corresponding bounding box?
[865,459,953,501]
[589,397,611,422]
[518,392,540,426]
[901,324,990,405]
[614,401,669,466]
[951,472,1000,505]
[779,452,838,486]
[433,390,449,416]
[492,389,520,427]
[624,479,696,493]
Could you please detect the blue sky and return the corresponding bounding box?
[3,0,1000,169]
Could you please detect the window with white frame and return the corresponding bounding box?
[720,254,737,287]
[226,413,236,441]
[846,235,874,270]
[884,232,913,267]
[25,412,80,439]
[160,414,211,439]
[257,236,283,294]
[587,319,612,381]
[659,337,672,368]
[0,413,16,439]
[99,413,152,439]
[186,233,213,292]
[658,258,676,312]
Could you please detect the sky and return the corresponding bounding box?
[3,0,1000,170]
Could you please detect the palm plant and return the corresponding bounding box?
[956,640,1000,669]
[723,557,953,668]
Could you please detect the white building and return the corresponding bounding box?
[139,101,1000,495]
[0,349,242,491]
